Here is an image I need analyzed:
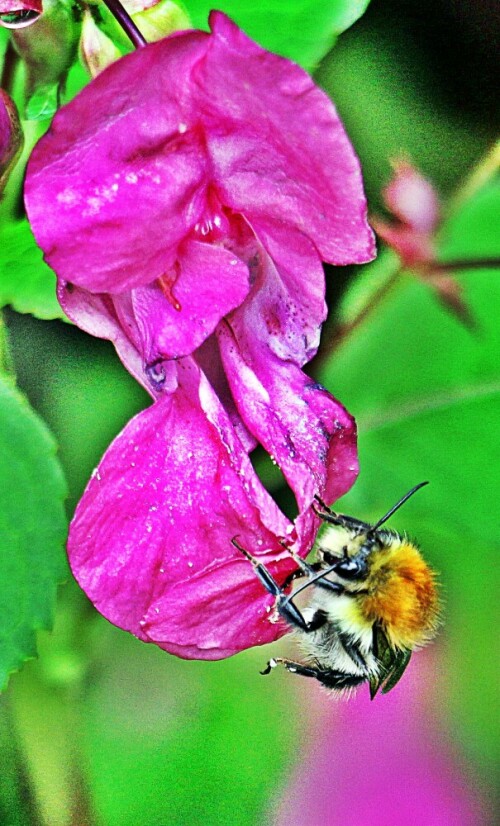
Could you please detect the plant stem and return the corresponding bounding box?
[328,142,500,354]
[431,257,500,272]
[0,40,17,95]
[328,264,402,353]
[102,0,147,48]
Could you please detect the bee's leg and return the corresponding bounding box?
[313,495,370,531]
[232,538,311,632]
[315,671,367,691]
[261,657,325,678]
[280,553,323,590]
[262,657,366,690]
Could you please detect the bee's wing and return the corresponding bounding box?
[379,648,412,695]
[370,624,412,699]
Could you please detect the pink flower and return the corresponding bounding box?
[25,12,374,658]
[275,655,489,826]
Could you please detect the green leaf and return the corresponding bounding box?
[81,629,298,826]
[25,82,59,122]
[0,373,67,690]
[0,219,65,321]
[318,181,500,768]
[187,0,371,70]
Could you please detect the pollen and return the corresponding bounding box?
[360,541,440,649]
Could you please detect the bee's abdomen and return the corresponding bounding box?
[360,542,440,649]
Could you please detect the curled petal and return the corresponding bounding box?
[68,360,299,658]
[57,281,152,394]
[200,12,375,266]
[25,31,211,293]
[219,298,358,513]
[249,218,327,364]
[132,240,250,363]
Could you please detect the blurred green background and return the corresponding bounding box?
[1,1,499,824]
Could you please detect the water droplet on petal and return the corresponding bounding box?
[0,8,41,28]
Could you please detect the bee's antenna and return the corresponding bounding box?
[370,481,429,532]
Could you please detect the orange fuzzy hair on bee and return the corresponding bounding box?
[359,539,440,650]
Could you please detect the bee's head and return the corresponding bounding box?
[314,482,429,583]
[318,529,380,581]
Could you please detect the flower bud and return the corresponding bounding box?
[80,8,121,78]
[0,89,23,194]
[11,0,79,118]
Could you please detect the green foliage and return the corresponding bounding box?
[0,372,67,690]
[187,0,371,69]
[25,82,59,121]
[81,629,297,826]
[316,20,494,207]
[319,180,500,767]
[0,219,64,321]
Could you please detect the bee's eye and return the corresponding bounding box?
[334,558,367,580]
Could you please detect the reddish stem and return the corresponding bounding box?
[101,0,147,48]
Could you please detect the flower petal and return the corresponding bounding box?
[218,312,358,513]
[199,12,375,266]
[131,239,250,363]
[57,280,150,393]
[25,31,211,293]
[68,359,299,658]
[249,218,327,364]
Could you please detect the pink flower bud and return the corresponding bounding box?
[384,159,440,234]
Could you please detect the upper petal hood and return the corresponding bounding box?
[199,12,375,266]
[25,29,211,293]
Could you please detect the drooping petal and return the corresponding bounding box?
[131,239,250,363]
[68,359,300,658]
[218,241,358,513]
[25,30,211,293]
[57,280,149,393]
[198,12,375,266]
[248,218,327,364]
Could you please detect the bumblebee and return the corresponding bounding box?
[233,483,440,697]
